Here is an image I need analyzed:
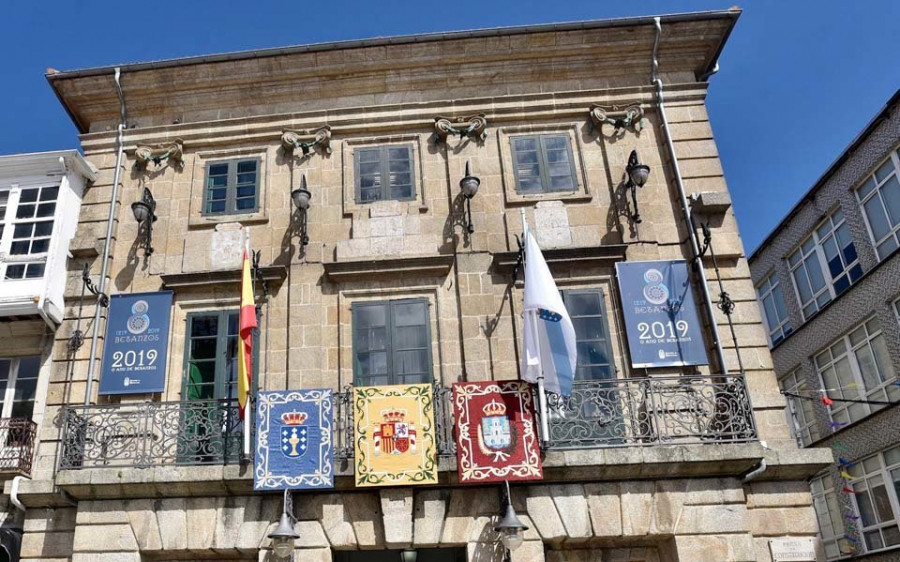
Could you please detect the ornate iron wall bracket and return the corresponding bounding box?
[82,262,109,308]
[434,114,488,143]
[281,126,332,156]
[589,103,645,137]
[135,139,184,169]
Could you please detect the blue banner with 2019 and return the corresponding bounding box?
[99,291,173,395]
[615,260,708,368]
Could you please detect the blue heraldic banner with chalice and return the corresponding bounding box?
[254,389,333,490]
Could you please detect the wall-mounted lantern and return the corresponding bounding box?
[268,490,300,559]
[624,150,651,224]
[131,186,158,255]
[494,481,528,558]
[291,174,312,246]
[459,161,481,234]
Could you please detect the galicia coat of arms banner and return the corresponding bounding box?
[353,384,437,487]
[452,380,542,484]
[254,389,333,491]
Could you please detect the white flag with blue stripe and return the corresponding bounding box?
[521,230,577,397]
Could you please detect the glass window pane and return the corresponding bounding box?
[857,488,877,526]
[865,197,892,240]
[859,177,877,200]
[880,176,900,227]
[804,256,826,291]
[878,237,899,260]
[793,267,813,304]
[871,483,895,523]
[191,316,219,338]
[236,160,256,174]
[875,159,897,183]
[356,305,386,329]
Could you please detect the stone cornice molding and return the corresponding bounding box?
[50,13,736,133]
[79,83,707,154]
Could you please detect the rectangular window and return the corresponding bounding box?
[562,289,615,380]
[848,446,900,554]
[354,146,415,203]
[857,148,900,260]
[352,299,432,386]
[789,208,862,320]
[0,357,40,420]
[510,134,577,194]
[756,272,793,346]
[0,185,59,281]
[780,368,820,447]
[185,311,255,402]
[815,317,899,426]
[203,159,259,215]
[811,475,856,559]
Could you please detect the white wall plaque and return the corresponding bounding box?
[769,537,818,561]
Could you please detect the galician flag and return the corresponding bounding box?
[237,237,257,420]
[521,229,577,397]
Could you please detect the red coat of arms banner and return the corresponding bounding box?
[452,380,542,484]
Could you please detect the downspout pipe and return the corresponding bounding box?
[650,17,729,374]
[85,67,126,405]
[10,476,27,511]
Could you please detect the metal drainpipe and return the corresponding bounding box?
[84,67,126,405]
[650,17,729,374]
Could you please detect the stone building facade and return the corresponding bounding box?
[749,90,900,560]
[10,9,831,562]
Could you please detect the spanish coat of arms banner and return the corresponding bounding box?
[353,383,438,487]
[254,389,333,490]
[452,380,543,484]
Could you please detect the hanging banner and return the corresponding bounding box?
[254,389,333,490]
[99,291,173,395]
[353,384,437,487]
[615,260,708,368]
[453,380,542,484]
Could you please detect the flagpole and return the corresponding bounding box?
[243,228,252,460]
[520,208,551,449]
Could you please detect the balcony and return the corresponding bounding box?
[59,399,244,469]
[58,376,756,472]
[0,417,37,476]
[543,375,758,449]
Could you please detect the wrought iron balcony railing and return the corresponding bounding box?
[542,375,757,449]
[0,417,37,476]
[58,376,755,470]
[59,399,244,469]
[334,384,457,462]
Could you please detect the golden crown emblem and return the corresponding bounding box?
[381,409,407,423]
[281,411,308,426]
[482,399,506,417]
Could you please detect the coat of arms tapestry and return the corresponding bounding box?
[254,389,334,490]
[452,380,542,484]
[353,384,438,487]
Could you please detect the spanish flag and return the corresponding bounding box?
[237,241,257,420]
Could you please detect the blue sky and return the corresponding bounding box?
[1,0,898,252]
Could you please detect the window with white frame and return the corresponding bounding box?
[789,208,863,320]
[0,357,39,421]
[780,368,821,447]
[811,474,855,560]
[757,272,793,346]
[0,185,59,280]
[856,148,900,260]
[815,317,900,426]
[848,446,900,553]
